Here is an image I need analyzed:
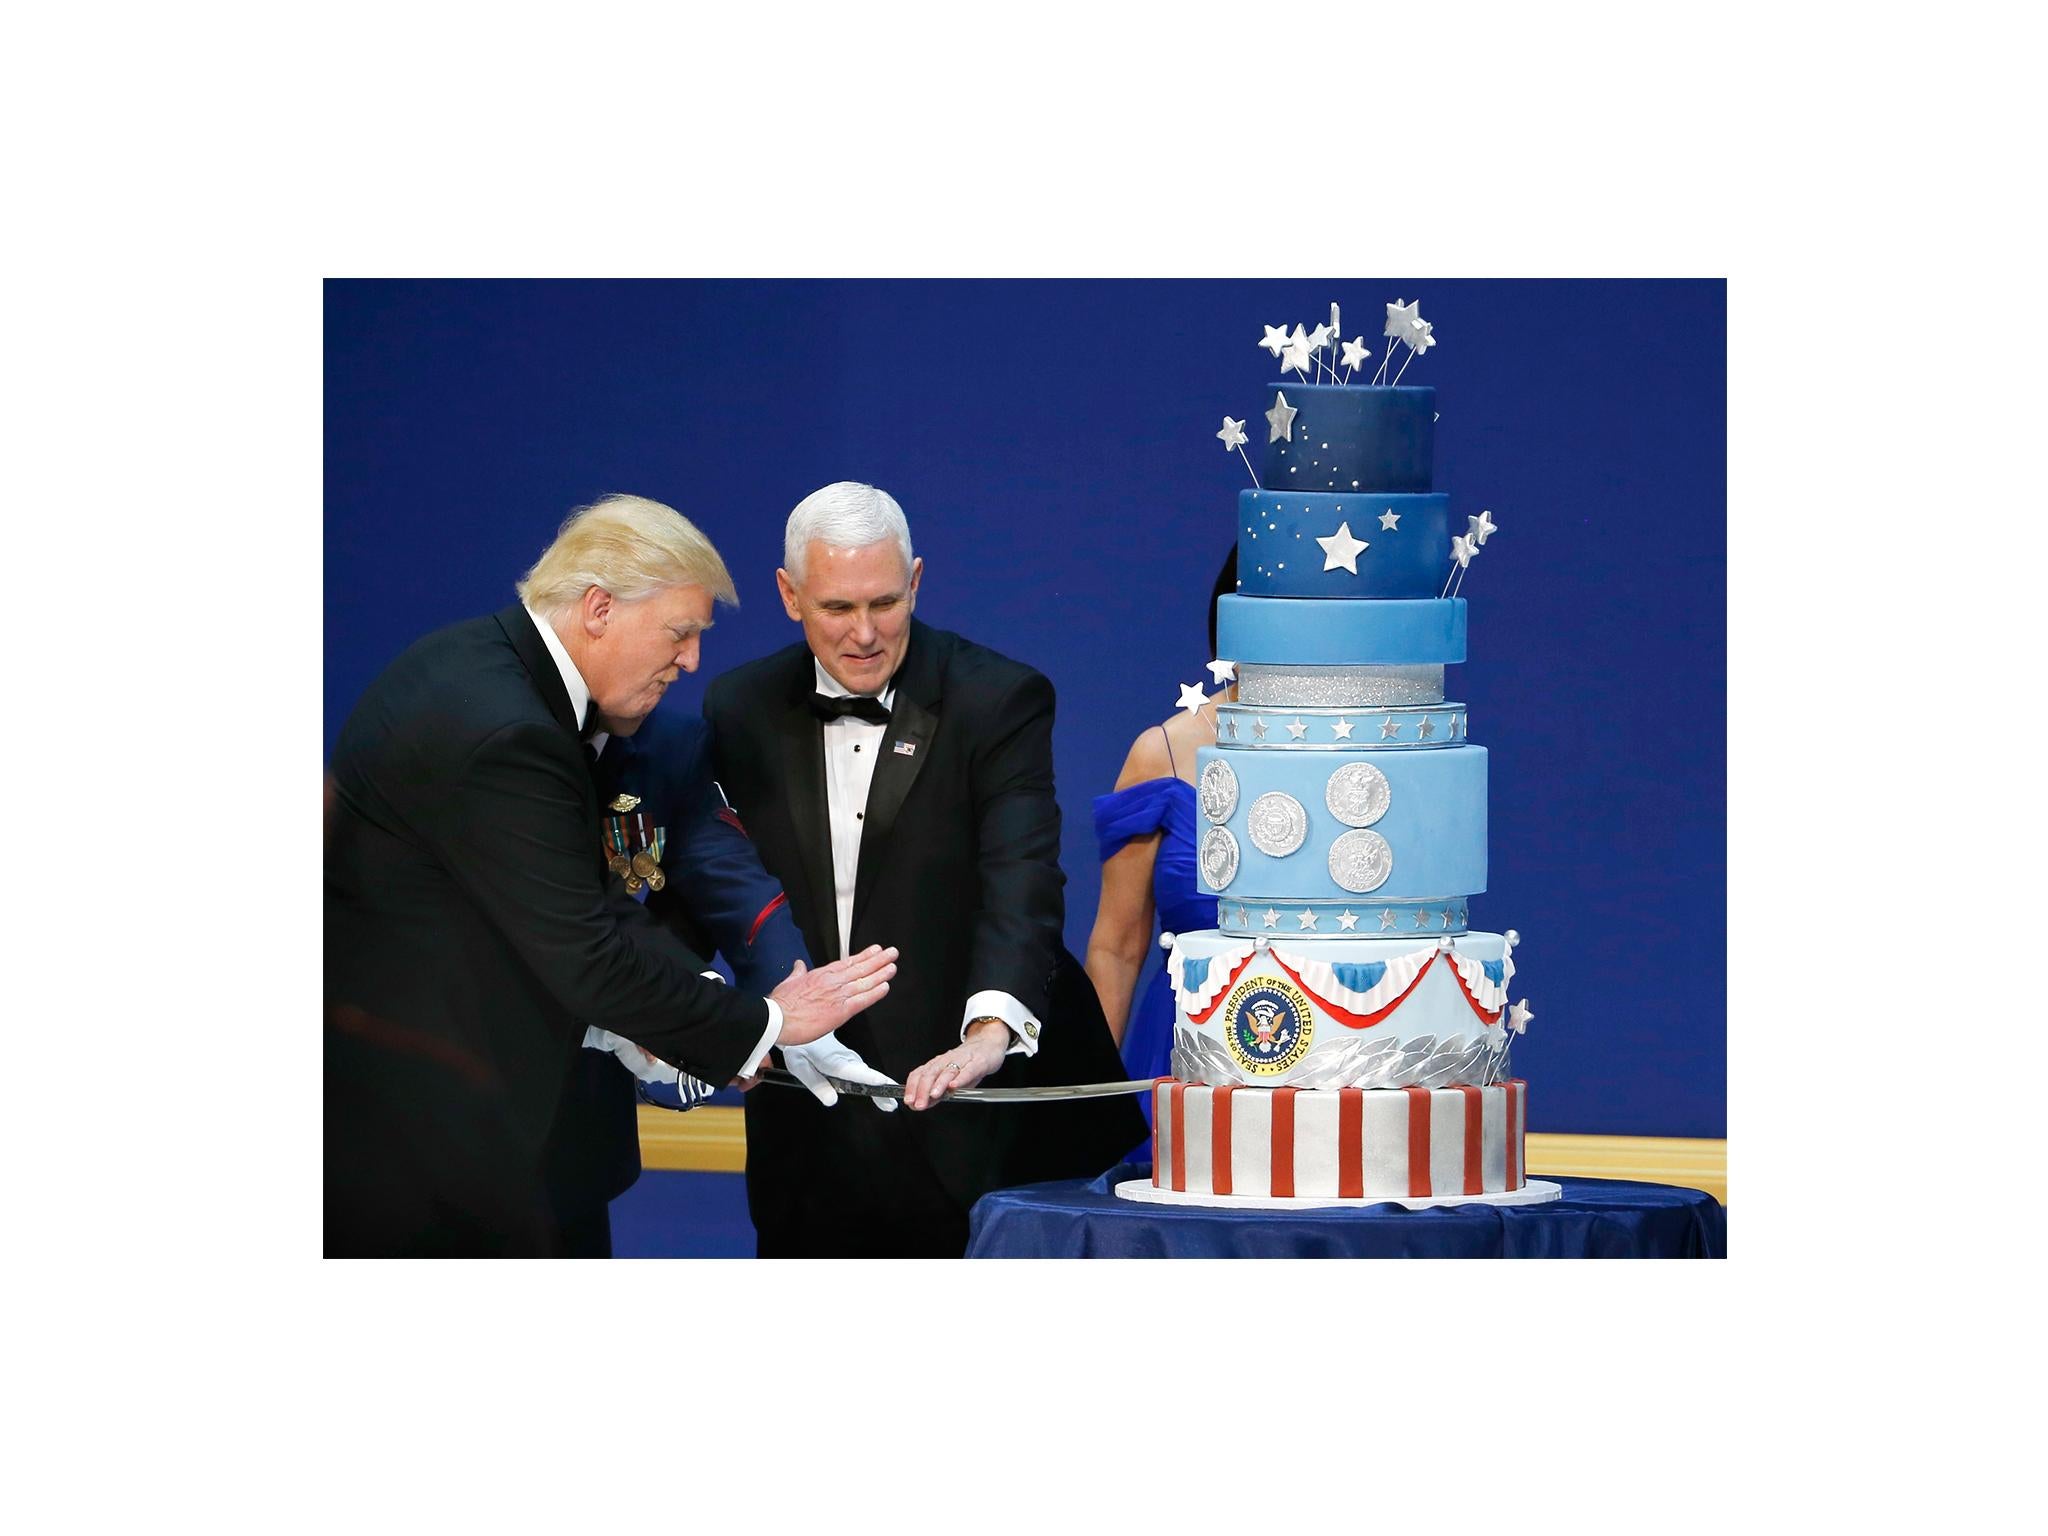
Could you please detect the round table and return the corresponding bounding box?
[966,1163,1724,1258]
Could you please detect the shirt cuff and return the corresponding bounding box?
[740,998,781,1078]
[961,990,1039,1058]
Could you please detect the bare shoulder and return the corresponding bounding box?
[1112,723,1175,791]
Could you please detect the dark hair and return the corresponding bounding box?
[1207,546,1238,660]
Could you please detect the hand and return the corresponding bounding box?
[770,948,899,1047]
[903,1018,1009,1111]
[780,1032,901,1111]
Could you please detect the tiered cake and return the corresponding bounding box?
[1122,309,1551,1209]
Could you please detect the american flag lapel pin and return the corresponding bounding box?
[894,740,917,756]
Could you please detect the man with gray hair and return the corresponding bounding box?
[326,493,898,1256]
[705,482,1140,1257]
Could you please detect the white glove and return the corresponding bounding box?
[780,1031,901,1111]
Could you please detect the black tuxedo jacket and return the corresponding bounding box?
[325,604,771,1255]
[705,620,1141,1252]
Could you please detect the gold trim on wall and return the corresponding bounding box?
[639,1107,1727,1203]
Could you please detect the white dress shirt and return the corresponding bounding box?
[525,603,780,1076]
[812,658,1039,1057]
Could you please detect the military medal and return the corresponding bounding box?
[600,793,667,895]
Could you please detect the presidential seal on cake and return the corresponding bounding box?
[1119,300,1558,1210]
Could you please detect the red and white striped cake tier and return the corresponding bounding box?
[1150,1079,1528,1201]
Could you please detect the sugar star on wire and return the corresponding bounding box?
[1340,335,1369,372]
[1305,322,1332,352]
[1260,323,1290,358]
[1408,318,1436,356]
[1450,534,1476,568]
[1506,1000,1534,1035]
[1317,519,1369,573]
[1384,298,1420,341]
[1467,508,1497,545]
[1207,658,1237,685]
[1175,681,1208,715]
[1265,390,1297,442]
[1217,416,1248,452]
[1281,332,1313,375]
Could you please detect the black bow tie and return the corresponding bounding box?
[809,692,892,726]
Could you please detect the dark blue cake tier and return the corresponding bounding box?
[1259,385,1435,493]
[1238,490,1449,599]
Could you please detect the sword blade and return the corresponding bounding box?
[756,1067,1153,1104]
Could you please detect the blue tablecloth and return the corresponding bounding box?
[966,1164,1724,1258]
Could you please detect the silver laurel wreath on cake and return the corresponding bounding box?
[1173,1026,1512,1089]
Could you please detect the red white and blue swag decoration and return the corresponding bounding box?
[1172,940,1513,1030]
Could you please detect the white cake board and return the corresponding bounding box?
[1113,1178,1563,1212]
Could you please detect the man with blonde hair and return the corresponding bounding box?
[326,493,897,1257]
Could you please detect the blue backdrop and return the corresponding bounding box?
[324,278,1725,1139]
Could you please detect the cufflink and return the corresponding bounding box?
[1024,1020,1039,1040]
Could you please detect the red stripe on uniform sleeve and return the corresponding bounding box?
[744,892,788,947]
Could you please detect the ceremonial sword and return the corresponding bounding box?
[757,1066,1153,1104]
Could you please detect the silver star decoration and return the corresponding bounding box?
[1412,909,1432,929]
[1331,717,1354,740]
[1441,909,1456,929]
[1236,905,1250,927]
[1224,716,1238,739]
[1316,520,1369,573]
[1378,507,1401,531]
[1507,1000,1534,1036]
[1408,318,1436,356]
[1450,534,1476,568]
[1379,910,1398,930]
[1280,332,1313,374]
[1207,658,1237,685]
[1176,681,1208,715]
[1458,906,1468,926]
[1261,908,1281,929]
[1450,714,1463,739]
[1384,298,1420,340]
[1286,718,1307,740]
[1336,909,1360,931]
[1217,416,1248,452]
[1296,909,1318,931]
[1379,716,1402,740]
[1416,715,1435,740]
[1265,390,1297,443]
[1339,335,1369,371]
[1259,323,1290,358]
[1305,322,1332,355]
[1467,508,1497,545]
[1251,717,1268,740]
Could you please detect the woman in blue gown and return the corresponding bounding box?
[1084,554,1237,1128]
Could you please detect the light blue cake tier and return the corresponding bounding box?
[1193,742,1487,902]
[1259,384,1435,492]
[1217,595,1467,666]
[1215,702,1469,749]
[1238,490,1449,598]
